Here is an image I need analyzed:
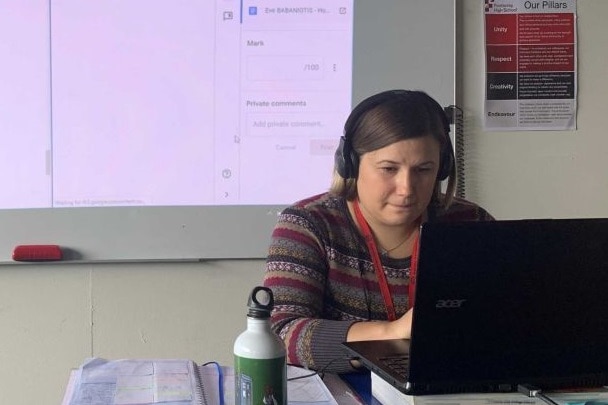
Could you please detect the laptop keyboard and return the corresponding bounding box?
[380,354,409,377]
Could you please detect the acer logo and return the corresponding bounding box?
[435,299,467,308]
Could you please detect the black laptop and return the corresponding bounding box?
[342,218,608,395]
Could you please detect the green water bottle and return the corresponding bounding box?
[234,286,287,405]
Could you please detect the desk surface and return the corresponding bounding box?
[63,360,608,405]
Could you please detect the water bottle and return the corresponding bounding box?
[234,286,287,405]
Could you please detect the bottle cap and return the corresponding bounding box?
[247,286,274,318]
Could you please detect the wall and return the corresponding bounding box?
[0,1,606,404]
[457,0,608,219]
[0,260,264,404]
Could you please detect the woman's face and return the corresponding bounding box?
[356,135,441,229]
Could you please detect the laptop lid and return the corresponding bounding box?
[343,218,608,395]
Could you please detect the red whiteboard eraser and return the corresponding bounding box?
[12,245,63,262]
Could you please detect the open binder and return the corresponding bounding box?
[62,358,344,405]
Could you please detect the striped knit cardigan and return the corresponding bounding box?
[262,192,494,374]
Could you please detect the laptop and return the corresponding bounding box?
[342,218,608,395]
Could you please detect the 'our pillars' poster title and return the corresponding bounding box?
[484,0,577,130]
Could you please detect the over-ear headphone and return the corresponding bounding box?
[334,90,454,181]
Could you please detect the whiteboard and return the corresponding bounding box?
[0,0,455,263]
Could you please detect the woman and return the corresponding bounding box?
[263,90,494,373]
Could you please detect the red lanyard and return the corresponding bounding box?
[409,235,419,310]
[353,200,397,320]
[353,200,419,319]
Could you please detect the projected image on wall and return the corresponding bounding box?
[0,0,353,209]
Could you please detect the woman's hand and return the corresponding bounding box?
[389,308,413,339]
[346,309,414,369]
[346,308,414,342]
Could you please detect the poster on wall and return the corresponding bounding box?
[484,0,577,131]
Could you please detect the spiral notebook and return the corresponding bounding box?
[62,358,209,405]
